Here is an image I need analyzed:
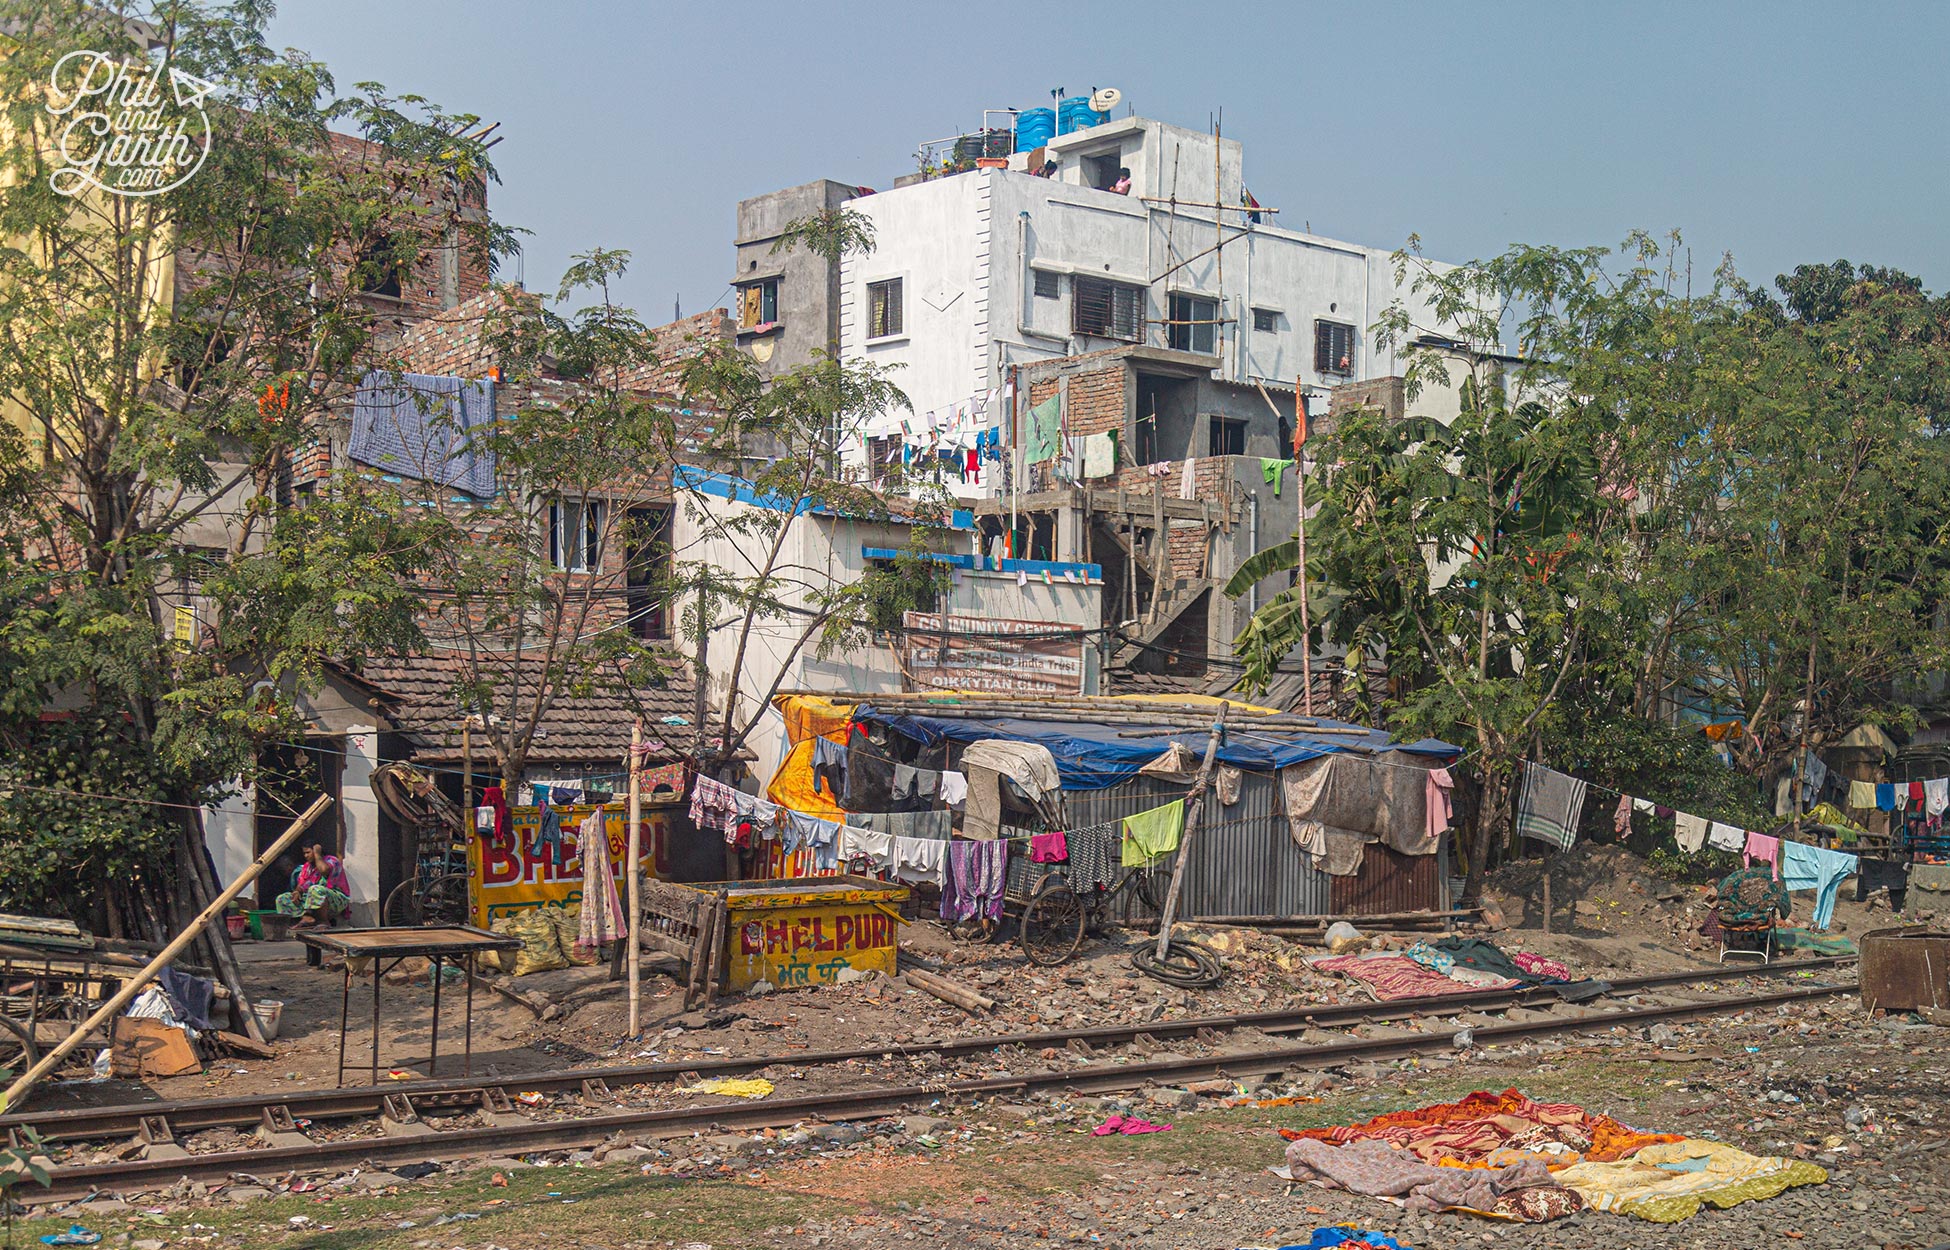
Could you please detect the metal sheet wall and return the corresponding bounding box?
[1062,772,1332,921]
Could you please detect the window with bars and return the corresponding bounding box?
[867,278,904,339]
[1073,276,1143,341]
[1314,320,1355,375]
[1167,292,1217,354]
[1253,307,1279,333]
[1033,269,1061,299]
[1208,417,1247,457]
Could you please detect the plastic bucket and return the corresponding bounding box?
[252,999,284,1041]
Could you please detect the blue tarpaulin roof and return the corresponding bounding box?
[852,705,1460,791]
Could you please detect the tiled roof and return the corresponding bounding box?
[349,652,702,767]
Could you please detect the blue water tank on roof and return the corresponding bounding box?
[1057,97,1107,134]
[1015,107,1056,152]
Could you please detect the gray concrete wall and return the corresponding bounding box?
[733,179,856,379]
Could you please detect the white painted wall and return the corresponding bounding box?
[201,782,256,888]
[340,725,382,925]
[834,117,1469,500]
[672,488,1101,787]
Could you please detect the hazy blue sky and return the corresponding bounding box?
[269,0,1950,322]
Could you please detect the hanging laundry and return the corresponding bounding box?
[1876,783,1897,811]
[1632,797,1656,814]
[1673,811,1709,854]
[1911,781,1928,809]
[478,784,509,840]
[1426,767,1455,840]
[1027,395,1062,463]
[1122,799,1187,868]
[1928,778,1949,817]
[1216,765,1242,806]
[810,736,848,800]
[1848,778,1878,810]
[1261,457,1293,497]
[939,770,968,807]
[534,785,565,866]
[1780,840,1858,930]
[891,764,940,812]
[839,825,894,873]
[1613,795,1634,835]
[1707,821,1746,852]
[1743,830,1781,879]
[891,835,945,886]
[1081,430,1118,478]
[1178,457,1197,500]
[576,804,625,949]
[1515,763,1587,852]
[1801,750,1828,800]
[1029,830,1068,863]
[940,839,1008,922]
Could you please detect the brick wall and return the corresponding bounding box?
[1328,376,1405,426]
[1021,356,1128,461]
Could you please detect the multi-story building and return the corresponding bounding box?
[729,107,1477,692]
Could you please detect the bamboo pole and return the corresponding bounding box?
[1153,702,1229,962]
[1294,386,1313,716]
[626,718,644,1038]
[904,966,994,1012]
[0,795,333,1113]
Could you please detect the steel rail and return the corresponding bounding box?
[16,978,1853,1203]
[0,957,1853,1145]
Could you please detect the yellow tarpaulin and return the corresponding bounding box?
[766,737,845,820]
[773,693,855,747]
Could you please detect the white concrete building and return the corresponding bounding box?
[671,467,1102,785]
[794,114,1461,495]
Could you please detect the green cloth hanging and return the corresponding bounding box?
[1027,395,1063,464]
[1261,457,1294,497]
[1121,799,1186,867]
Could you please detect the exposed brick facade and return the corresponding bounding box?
[1328,376,1405,427]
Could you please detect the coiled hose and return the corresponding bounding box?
[1131,938,1223,988]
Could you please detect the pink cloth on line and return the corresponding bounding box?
[1744,830,1781,879]
[1312,954,1519,1001]
[1029,831,1068,863]
[1613,794,1633,835]
[1427,767,1455,841]
[1092,1114,1171,1136]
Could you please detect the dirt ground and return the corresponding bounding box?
[13,841,1947,1249]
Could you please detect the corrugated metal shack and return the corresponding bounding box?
[847,693,1459,920]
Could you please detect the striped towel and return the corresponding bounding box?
[1516,762,1588,852]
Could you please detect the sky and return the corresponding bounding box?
[268,0,1950,323]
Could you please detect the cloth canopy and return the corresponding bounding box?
[853,706,1458,791]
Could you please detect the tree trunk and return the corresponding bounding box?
[1461,761,1511,907]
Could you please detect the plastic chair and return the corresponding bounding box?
[1718,917,1776,965]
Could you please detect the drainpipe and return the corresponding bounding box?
[1248,488,1259,615]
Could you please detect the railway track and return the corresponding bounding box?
[6,957,1855,1203]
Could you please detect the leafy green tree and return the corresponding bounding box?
[0,1,508,934]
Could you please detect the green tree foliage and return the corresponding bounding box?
[0,1,510,921]
[1230,231,1950,897]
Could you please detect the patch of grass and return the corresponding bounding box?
[11,1163,838,1250]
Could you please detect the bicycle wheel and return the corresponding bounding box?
[0,1015,39,1079]
[1019,878,1087,966]
[382,876,426,927]
[418,872,472,926]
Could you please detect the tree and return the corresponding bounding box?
[0,1,509,941]
[669,343,950,773]
[401,250,682,787]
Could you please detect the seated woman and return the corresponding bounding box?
[275,843,353,929]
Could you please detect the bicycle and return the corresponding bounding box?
[382,840,472,928]
[1011,836,1168,967]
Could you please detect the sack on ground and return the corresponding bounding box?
[499,909,570,976]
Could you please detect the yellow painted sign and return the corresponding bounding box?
[720,878,910,991]
[467,804,673,928]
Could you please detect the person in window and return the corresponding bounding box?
[1037,159,1058,179]
[1110,167,1132,195]
[276,843,354,929]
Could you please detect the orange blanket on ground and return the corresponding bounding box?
[1279,1088,1682,1169]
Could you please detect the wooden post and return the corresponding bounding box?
[626,718,644,1038]
[1294,385,1314,716]
[177,810,266,1044]
[1542,859,1553,935]
[461,721,474,815]
[1152,702,1230,962]
[2,794,333,1113]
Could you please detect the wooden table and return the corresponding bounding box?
[297,926,520,1087]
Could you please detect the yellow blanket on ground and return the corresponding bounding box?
[1554,1139,1826,1222]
